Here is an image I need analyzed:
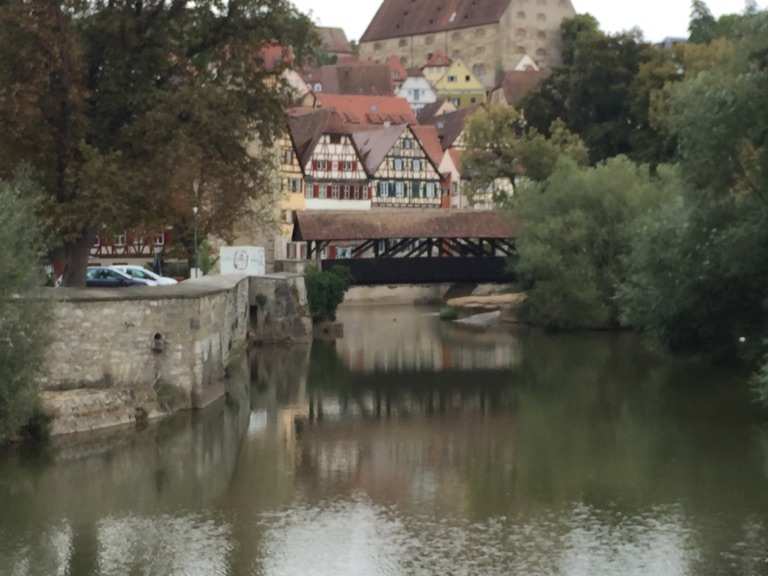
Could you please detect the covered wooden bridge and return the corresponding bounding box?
[292,210,519,285]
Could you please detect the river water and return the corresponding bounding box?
[1,305,768,576]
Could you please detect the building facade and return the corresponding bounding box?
[431,60,487,109]
[397,75,438,112]
[359,0,576,87]
[357,126,443,209]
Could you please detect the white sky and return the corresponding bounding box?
[291,0,764,42]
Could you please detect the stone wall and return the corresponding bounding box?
[36,273,311,436]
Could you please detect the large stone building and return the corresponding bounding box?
[359,0,576,88]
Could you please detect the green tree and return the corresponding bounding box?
[522,17,651,164]
[463,106,588,204]
[0,0,314,286]
[689,0,718,43]
[0,172,49,443]
[516,157,680,330]
[620,10,768,359]
[305,266,352,323]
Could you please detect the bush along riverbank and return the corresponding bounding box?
[0,173,51,445]
[462,10,768,405]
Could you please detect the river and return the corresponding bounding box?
[1,304,767,575]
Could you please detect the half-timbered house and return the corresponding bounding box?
[353,125,442,209]
[288,108,372,211]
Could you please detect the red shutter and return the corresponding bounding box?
[313,184,319,198]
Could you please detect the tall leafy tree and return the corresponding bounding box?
[689,0,718,43]
[463,106,588,203]
[0,0,314,286]
[621,10,768,358]
[522,16,652,164]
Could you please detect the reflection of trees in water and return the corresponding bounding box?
[0,355,253,575]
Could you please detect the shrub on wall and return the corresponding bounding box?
[305,265,352,323]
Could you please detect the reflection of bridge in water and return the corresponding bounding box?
[334,305,521,373]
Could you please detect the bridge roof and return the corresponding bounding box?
[293,210,519,242]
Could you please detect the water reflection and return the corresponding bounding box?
[336,305,521,372]
[1,306,768,576]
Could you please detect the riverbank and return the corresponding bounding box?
[33,273,312,436]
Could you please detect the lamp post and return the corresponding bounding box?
[192,179,200,279]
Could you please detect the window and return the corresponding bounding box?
[291,179,301,193]
[399,38,408,47]
[537,13,546,21]
[517,11,526,18]
[516,27,527,37]
[473,64,487,78]
[374,42,384,50]
[312,184,320,198]
[425,35,435,46]
[394,159,403,171]
[475,46,486,55]
[396,182,405,198]
[475,28,486,38]
[465,75,471,82]
[538,30,547,39]
[312,160,319,171]
[326,160,333,171]
[448,75,457,83]
[452,31,462,41]
[324,185,332,199]
[413,89,421,101]
[413,160,421,172]
[330,134,342,144]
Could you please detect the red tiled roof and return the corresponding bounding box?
[385,55,408,82]
[303,63,394,96]
[361,0,513,43]
[424,51,452,68]
[411,125,444,171]
[495,70,549,106]
[314,94,417,125]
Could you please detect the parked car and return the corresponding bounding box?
[110,265,178,286]
[85,267,149,288]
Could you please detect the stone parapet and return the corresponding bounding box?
[34,274,310,436]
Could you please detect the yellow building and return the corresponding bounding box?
[431,59,487,109]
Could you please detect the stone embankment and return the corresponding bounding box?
[36,273,311,436]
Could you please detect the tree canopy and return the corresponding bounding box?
[0,0,315,285]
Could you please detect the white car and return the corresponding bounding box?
[110,265,178,286]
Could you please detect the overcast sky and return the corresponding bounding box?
[291,0,764,42]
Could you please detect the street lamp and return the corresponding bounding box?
[193,179,200,279]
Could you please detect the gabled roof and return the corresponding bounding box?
[303,63,394,96]
[314,93,417,125]
[494,70,549,106]
[316,27,353,55]
[411,125,444,171]
[417,99,456,123]
[385,55,408,83]
[361,0,513,43]
[287,108,350,167]
[352,125,409,175]
[424,105,480,150]
[424,51,452,68]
